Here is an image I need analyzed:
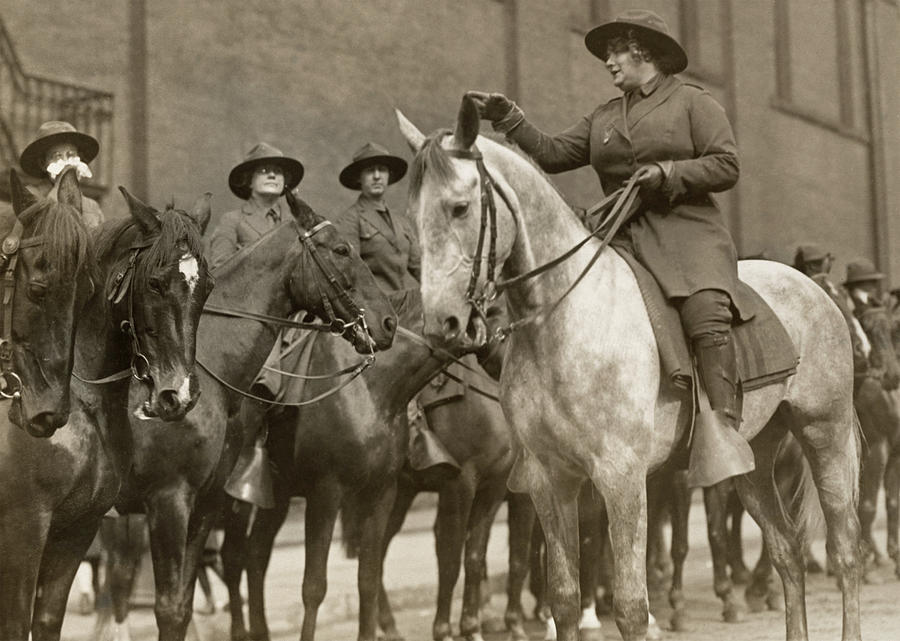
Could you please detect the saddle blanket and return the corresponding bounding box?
[613,248,799,393]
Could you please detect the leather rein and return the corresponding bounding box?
[443,142,641,339]
[0,215,45,399]
[196,219,375,407]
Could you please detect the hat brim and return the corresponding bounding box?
[844,273,886,286]
[19,131,99,179]
[228,156,304,200]
[584,22,687,73]
[339,155,408,190]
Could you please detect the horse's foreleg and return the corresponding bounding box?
[527,464,582,641]
[377,479,417,641]
[884,446,900,579]
[146,484,196,641]
[858,435,887,572]
[666,470,691,632]
[504,492,534,641]
[795,412,862,641]
[31,516,102,641]
[432,476,475,641]
[245,496,291,641]
[745,540,778,613]
[460,478,507,641]
[356,480,398,641]
[0,507,50,641]
[576,488,604,641]
[735,417,807,641]
[222,503,251,641]
[703,482,742,623]
[528,517,549,621]
[299,478,342,641]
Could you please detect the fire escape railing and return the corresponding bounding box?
[0,15,113,197]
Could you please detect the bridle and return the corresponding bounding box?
[0,216,45,399]
[441,140,641,338]
[196,219,375,407]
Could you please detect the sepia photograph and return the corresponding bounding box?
[1,1,899,640]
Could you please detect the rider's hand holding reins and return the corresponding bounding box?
[633,164,664,191]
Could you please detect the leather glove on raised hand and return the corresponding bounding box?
[633,164,664,191]
[466,91,525,134]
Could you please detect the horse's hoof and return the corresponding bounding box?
[646,617,663,641]
[482,617,506,634]
[745,590,767,613]
[723,603,743,623]
[508,622,529,641]
[670,610,689,632]
[381,627,404,641]
[579,627,604,641]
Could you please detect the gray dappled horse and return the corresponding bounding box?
[396,95,862,641]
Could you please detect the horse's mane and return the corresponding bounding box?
[19,198,93,278]
[95,205,204,286]
[409,129,583,216]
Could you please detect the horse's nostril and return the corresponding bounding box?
[383,316,397,335]
[158,390,181,413]
[442,316,461,341]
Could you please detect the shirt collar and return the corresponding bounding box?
[242,199,283,217]
[358,193,389,212]
[638,73,665,97]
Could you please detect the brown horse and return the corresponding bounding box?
[97,192,397,641]
[0,168,93,436]
[399,96,862,641]
[373,362,517,641]
[220,288,471,641]
[0,184,213,641]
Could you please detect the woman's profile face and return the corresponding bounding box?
[604,49,647,92]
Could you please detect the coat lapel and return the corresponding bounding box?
[358,200,400,250]
[628,75,682,130]
[241,202,272,237]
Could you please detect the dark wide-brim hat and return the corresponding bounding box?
[19,121,99,179]
[339,142,408,190]
[795,243,832,264]
[584,9,688,74]
[844,258,885,286]
[228,142,304,200]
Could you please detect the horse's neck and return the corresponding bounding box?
[197,230,296,387]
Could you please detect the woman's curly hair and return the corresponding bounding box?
[605,29,681,75]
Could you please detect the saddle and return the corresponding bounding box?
[613,247,799,393]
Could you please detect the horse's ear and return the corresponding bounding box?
[118,186,161,234]
[9,169,39,218]
[395,109,425,152]
[453,94,480,149]
[54,167,84,215]
[285,189,318,229]
[186,192,212,235]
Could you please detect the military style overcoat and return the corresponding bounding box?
[206,200,285,270]
[508,74,750,317]
[332,195,421,293]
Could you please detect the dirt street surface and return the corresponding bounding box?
[62,493,900,641]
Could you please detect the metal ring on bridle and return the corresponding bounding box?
[0,371,23,399]
[130,353,152,382]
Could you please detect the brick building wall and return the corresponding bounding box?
[2,0,898,283]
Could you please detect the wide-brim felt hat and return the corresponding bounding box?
[228,142,304,200]
[19,121,99,178]
[584,9,688,74]
[844,258,885,286]
[339,142,407,190]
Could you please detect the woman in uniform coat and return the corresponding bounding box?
[469,9,752,486]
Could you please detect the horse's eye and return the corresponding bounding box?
[27,281,48,302]
[333,244,351,257]
[148,277,164,294]
[451,202,469,218]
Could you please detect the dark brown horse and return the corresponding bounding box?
[0,168,93,436]
[373,362,516,641]
[221,288,461,641]
[105,194,397,641]
[0,184,213,641]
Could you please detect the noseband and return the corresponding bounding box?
[0,217,44,399]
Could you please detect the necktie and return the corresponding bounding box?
[378,208,394,233]
[266,208,281,225]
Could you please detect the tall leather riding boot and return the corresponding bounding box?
[224,396,275,509]
[687,332,756,488]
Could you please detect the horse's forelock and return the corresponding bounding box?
[136,207,205,277]
[409,128,455,200]
[24,198,93,279]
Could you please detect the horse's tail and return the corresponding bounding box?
[339,493,362,559]
[849,406,863,509]
[775,434,824,545]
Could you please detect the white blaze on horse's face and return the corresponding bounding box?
[179,252,200,295]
